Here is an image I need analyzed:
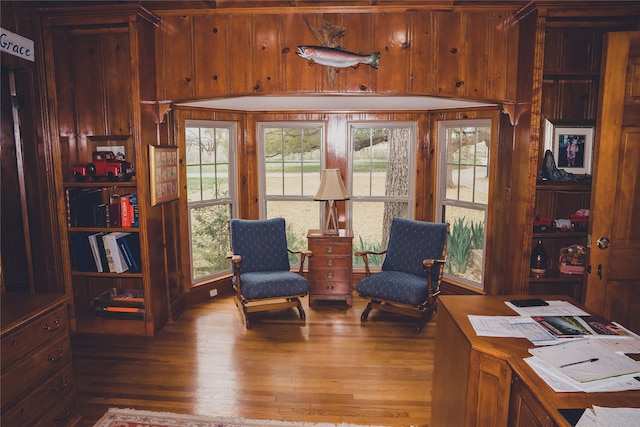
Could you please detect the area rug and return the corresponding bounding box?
[94,407,389,427]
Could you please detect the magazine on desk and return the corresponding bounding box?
[532,315,631,339]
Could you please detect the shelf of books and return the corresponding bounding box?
[65,182,147,332]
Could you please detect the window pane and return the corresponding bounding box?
[186,121,236,282]
[351,201,409,267]
[350,124,414,267]
[444,126,490,205]
[190,204,231,280]
[264,126,321,197]
[439,120,490,289]
[442,206,485,284]
[266,200,318,264]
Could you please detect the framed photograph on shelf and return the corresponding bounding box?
[544,120,595,175]
[149,145,179,206]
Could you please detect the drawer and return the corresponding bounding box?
[2,305,68,369]
[310,280,352,295]
[2,363,75,427]
[1,334,72,408]
[32,389,79,427]
[309,268,351,283]
[309,255,352,269]
[308,242,352,256]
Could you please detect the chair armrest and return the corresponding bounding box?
[354,249,387,276]
[288,248,313,274]
[423,257,446,268]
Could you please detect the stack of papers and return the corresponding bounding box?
[466,299,640,392]
[576,406,640,426]
[529,339,640,383]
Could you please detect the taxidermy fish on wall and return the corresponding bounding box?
[300,16,380,87]
[296,45,381,69]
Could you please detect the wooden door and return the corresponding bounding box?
[585,31,640,333]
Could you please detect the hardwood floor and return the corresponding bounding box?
[72,293,436,426]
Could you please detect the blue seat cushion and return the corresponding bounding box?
[239,271,309,300]
[356,270,429,306]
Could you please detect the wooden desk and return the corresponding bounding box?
[432,295,640,427]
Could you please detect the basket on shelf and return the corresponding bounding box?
[559,245,586,275]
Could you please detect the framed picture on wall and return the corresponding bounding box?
[149,145,179,206]
[544,120,595,175]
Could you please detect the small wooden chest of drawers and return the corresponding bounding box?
[307,229,353,306]
[1,294,81,427]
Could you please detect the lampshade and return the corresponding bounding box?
[314,169,349,201]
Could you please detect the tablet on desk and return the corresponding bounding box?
[509,298,549,307]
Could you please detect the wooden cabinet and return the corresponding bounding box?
[307,230,353,306]
[528,182,591,300]
[1,294,81,427]
[41,6,173,336]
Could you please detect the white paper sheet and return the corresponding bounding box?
[505,299,590,316]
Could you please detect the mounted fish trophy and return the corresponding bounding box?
[300,17,380,87]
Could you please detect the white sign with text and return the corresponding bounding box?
[1,27,34,62]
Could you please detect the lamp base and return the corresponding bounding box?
[322,202,339,235]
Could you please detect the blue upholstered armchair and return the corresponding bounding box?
[355,218,449,333]
[228,218,311,328]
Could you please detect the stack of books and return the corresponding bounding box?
[93,288,145,320]
[70,231,141,273]
[65,189,138,228]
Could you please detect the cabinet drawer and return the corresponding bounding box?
[2,364,75,427]
[310,280,351,295]
[32,389,78,427]
[1,334,72,408]
[309,242,352,256]
[309,268,351,283]
[309,255,352,269]
[1,305,68,369]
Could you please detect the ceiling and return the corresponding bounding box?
[179,95,497,111]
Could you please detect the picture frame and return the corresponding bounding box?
[544,119,594,175]
[149,145,179,206]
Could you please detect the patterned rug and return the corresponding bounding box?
[93,408,389,427]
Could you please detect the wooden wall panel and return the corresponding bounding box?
[372,12,410,93]
[252,14,284,94]
[408,11,436,95]
[472,11,511,102]
[102,29,134,135]
[282,13,323,93]
[193,15,227,97]
[157,9,516,103]
[158,15,194,101]
[224,15,254,95]
[433,12,465,96]
[68,32,109,156]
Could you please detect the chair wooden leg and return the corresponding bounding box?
[361,301,373,322]
[295,298,306,320]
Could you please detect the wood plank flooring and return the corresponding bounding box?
[72,293,436,426]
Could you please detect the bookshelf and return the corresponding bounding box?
[42,6,171,336]
[528,182,591,300]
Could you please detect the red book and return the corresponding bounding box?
[120,193,131,227]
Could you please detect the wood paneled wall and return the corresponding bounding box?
[156,8,518,103]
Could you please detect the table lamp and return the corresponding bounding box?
[314,169,349,235]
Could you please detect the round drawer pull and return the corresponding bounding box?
[327,272,334,279]
[326,285,334,291]
[327,259,334,266]
[326,246,334,253]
